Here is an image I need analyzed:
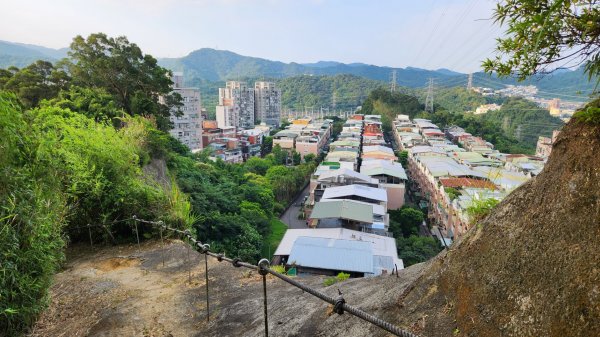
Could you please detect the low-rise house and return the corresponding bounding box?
[321,184,388,210]
[310,168,378,204]
[272,131,298,151]
[360,160,408,210]
[272,228,403,277]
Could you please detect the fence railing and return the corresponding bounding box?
[79,216,420,337]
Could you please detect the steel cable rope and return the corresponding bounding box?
[131,216,420,337]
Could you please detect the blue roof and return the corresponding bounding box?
[288,237,373,274]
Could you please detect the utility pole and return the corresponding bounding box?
[467,73,473,90]
[390,69,397,93]
[425,78,434,113]
[332,91,337,111]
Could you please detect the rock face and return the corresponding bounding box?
[389,115,600,336]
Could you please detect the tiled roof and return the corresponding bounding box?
[439,177,497,189]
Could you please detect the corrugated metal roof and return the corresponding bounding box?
[317,168,378,184]
[288,237,373,274]
[362,145,395,155]
[319,199,386,216]
[322,184,388,202]
[360,161,408,180]
[310,199,374,223]
[273,228,402,271]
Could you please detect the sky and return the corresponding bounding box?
[0,0,504,72]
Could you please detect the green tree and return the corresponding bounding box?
[292,150,302,166]
[1,60,69,108]
[398,150,408,167]
[41,86,124,125]
[244,156,271,175]
[66,33,181,130]
[389,206,424,238]
[397,235,443,267]
[261,136,273,156]
[304,153,316,164]
[240,201,270,236]
[271,144,288,165]
[483,0,600,85]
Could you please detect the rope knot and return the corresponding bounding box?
[232,258,242,268]
[334,291,346,315]
[217,254,224,262]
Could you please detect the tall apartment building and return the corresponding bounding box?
[216,81,255,130]
[166,72,203,152]
[254,81,282,128]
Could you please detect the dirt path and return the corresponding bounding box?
[30,240,423,337]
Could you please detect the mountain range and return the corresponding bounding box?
[0,39,596,102]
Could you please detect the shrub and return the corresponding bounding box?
[336,272,350,282]
[323,277,337,287]
[271,264,286,274]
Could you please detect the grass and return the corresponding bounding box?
[260,218,287,259]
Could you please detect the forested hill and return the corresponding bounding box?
[1,41,596,102]
[157,48,457,85]
[0,40,68,68]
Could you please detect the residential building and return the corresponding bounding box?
[164,72,203,152]
[254,81,281,128]
[272,228,403,277]
[360,160,407,210]
[216,81,255,130]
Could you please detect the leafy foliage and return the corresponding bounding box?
[360,88,424,130]
[466,198,500,224]
[0,60,69,108]
[66,33,181,130]
[483,0,600,85]
[396,236,443,267]
[389,206,425,239]
[482,97,564,146]
[0,93,192,336]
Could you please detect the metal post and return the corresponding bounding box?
[159,224,165,268]
[134,221,140,251]
[258,258,270,337]
[187,237,191,284]
[262,274,268,337]
[88,224,93,247]
[204,247,210,322]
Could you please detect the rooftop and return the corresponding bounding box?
[439,177,497,189]
[322,184,388,203]
[273,227,403,272]
[310,199,375,223]
[288,237,374,274]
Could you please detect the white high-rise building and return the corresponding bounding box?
[167,72,203,152]
[254,81,281,128]
[216,81,255,130]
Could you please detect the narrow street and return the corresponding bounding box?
[279,184,310,229]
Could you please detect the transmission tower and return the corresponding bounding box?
[467,73,473,90]
[390,70,397,92]
[332,91,337,111]
[425,78,434,113]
